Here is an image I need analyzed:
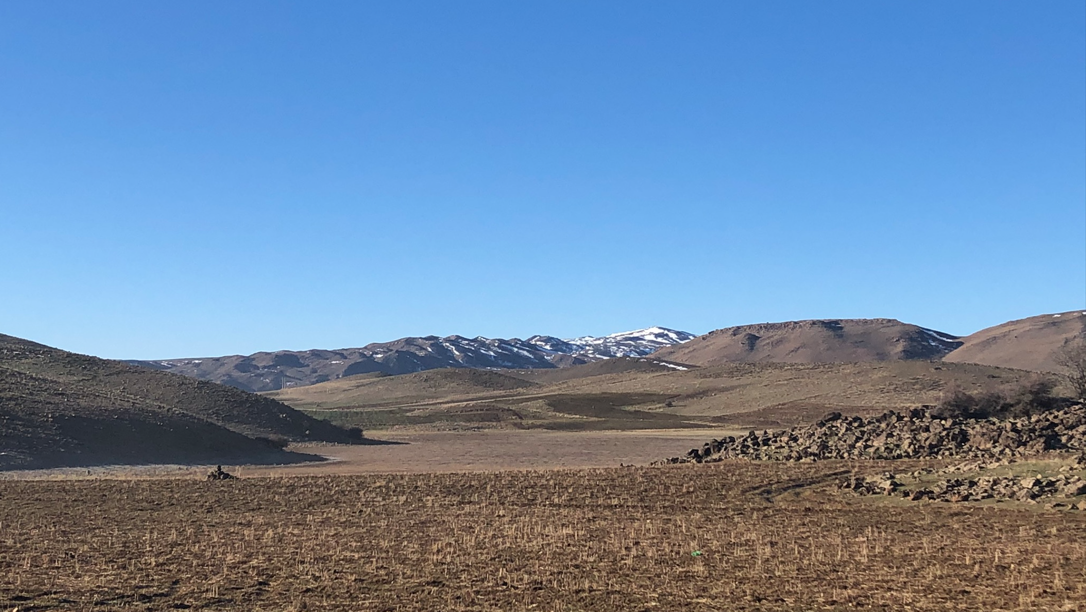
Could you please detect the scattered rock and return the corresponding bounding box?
[206,465,236,481]
[837,471,1086,508]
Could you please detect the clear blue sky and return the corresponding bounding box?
[1,1,1083,359]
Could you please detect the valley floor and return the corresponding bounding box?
[1,460,1084,611]
[0,429,741,479]
[247,429,746,475]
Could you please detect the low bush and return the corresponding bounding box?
[934,377,1062,420]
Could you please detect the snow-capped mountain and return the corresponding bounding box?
[530,327,697,360]
[128,327,696,392]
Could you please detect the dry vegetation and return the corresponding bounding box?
[0,333,360,470]
[268,360,1042,431]
[944,311,1086,373]
[2,461,1085,611]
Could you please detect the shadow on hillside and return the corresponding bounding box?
[350,437,408,446]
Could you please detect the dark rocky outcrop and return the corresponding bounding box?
[659,404,1086,465]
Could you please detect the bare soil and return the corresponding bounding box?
[0,430,743,479]
[2,461,1084,611]
[247,429,746,475]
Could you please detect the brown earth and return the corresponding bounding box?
[249,429,746,475]
[0,333,363,470]
[651,318,961,366]
[269,357,1044,431]
[1,462,1084,611]
[943,310,1086,372]
[1,430,743,478]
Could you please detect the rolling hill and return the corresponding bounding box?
[942,310,1086,372]
[268,356,1038,432]
[651,318,961,366]
[0,333,361,470]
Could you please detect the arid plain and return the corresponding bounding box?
[3,313,1086,611]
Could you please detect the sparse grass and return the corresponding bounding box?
[272,361,1045,432]
[2,461,1084,611]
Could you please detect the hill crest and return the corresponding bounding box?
[0,332,358,470]
[651,318,962,366]
[943,310,1086,372]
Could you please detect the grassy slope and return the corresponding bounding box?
[0,333,356,469]
[651,318,960,366]
[943,310,1086,372]
[269,359,1042,431]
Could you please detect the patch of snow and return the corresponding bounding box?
[920,328,957,344]
[442,342,463,358]
[1054,314,1062,318]
[654,361,689,371]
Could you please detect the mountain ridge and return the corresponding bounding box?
[127,327,696,392]
[650,318,962,366]
[124,311,1086,393]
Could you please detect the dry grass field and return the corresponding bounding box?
[2,460,1085,611]
[268,360,1044,431]
[0,430,744,479]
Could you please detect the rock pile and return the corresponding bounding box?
[659,404,1086,465]
[206,465,236,481]
[839,468,1086,509]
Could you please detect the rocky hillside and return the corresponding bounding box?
[942,310,1086,372]
[128,327,694,392]
[0,333,360,470]
[651,318,961,366]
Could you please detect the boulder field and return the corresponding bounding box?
[659,404,1086,465]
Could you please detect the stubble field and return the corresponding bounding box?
[2,460,1085,611]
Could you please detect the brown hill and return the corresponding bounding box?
[651,318,961,366]
[266,368,538,411]
[943,310,1086,372]
[0,333,361,470]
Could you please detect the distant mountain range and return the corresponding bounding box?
[127,312,1086,393]
[127,327,697,393]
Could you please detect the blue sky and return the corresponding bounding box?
[1,1,1083,359]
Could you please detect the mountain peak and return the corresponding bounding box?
[557,327,697,359]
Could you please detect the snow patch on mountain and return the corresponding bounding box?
[129,326,696,392]
[531,327,697,360]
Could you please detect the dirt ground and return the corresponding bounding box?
[2,460,1084,611]
[0,429,741,479]
[245,429,743,475]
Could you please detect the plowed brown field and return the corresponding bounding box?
[2,460,1084,611]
